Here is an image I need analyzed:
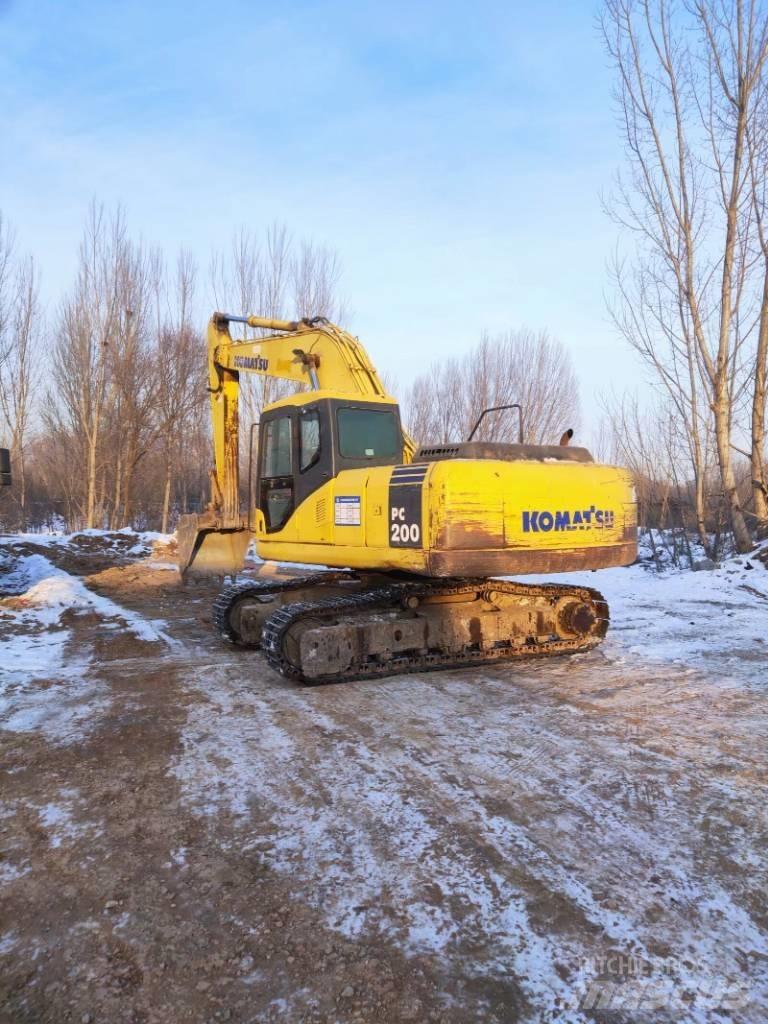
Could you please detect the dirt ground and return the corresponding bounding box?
[1,539,767,1023]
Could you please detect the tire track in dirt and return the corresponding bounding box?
[3,557,767,1023]
[170,639,768,1023]
[3,567,507,1023]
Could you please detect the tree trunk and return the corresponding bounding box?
[112,449,122,531]
[86,432,98,529]
[18,449,26,532]
[752,277,768,537]
[161,456,172,535]
[122,457,135,529]
[693,470,709,554]
[713,396,753,552]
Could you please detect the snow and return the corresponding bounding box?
[1,527,766,1020]
[0,559,104,741]
[36,791,93,849]
[0,538,176,744]
[528,539,768,688]
[171,536,768,1023]
[0,933,20,955]
[2,549,173,641]
[5,526,174,544]
[169,679,588,1008]
[0,786,100,895]
[0,527,174,562]
[173,661,768,1021]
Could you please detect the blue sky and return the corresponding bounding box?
[0,0,642,413]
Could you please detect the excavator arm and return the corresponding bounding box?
[210,314,390,395]
[179,313,412,575]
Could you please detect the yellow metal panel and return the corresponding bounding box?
[255,457,637,577]
[428,459,634,551]
[428,462,505,549]
[503,462,633,549]
[256,465,429,572]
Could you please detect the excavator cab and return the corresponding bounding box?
[178,390,407,577]
[254,395,404,533]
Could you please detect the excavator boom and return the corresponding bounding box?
[178,313,412,576]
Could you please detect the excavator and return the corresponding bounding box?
[177,313,637,684]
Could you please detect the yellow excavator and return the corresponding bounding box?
[177,313,637,683]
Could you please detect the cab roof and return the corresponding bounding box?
[263,390,400,413]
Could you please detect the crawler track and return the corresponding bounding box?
[212,571,361,646]
[213,575,610,684]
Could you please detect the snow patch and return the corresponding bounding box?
[2,550,175,643]
[524,540,768,688]
[0,932,20,955]
[0,547,175,743]
[1,787,100,888]
[173,663,768,1023]
[36,792,92,849]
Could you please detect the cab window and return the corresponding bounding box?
[299,410,321,471]
[261,415,292,477]
[337,408,400,459]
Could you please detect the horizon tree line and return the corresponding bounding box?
[3,0,768,564]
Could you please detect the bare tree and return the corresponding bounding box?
[0,215,42,529]
[104,245,163,527]
[602,0,768,552]
[292,240,345,322]
[600,389,725,558]
[0,254,40,527]
[746,90,768,534]
[154,250,207,533]
[404,329,580,447]
[4,209,348,532]
[210,223,345,425]
[211,225,292,423]
[0,214,14,372]
[48,204,130,528]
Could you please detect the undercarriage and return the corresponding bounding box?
[212,572,609,684]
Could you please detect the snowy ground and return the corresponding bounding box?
[532,545,768,689]
[0,531,766,1023]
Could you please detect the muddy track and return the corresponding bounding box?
[1,554,767,1023]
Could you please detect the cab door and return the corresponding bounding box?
[295,402,334,542]
[258,410,296,534]
[257,402,334,539]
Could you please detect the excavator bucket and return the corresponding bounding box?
[176,512,251,577]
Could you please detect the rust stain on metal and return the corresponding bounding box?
[436,518,506,551]
[427,541,637,578]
